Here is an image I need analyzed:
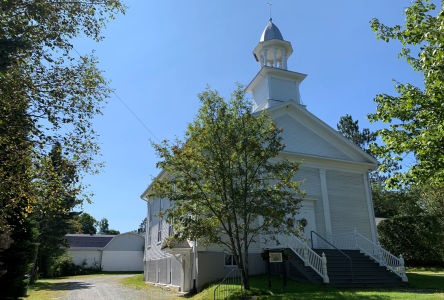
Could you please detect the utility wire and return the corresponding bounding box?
[72,47,161,142]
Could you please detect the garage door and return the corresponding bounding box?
[101,251,143,271]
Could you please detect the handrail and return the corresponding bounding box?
[311,231,354,283]
[214,269,243,300]
[278,235,329,283]
[329,229,408,282]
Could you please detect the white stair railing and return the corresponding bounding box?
[278,235,329,283]
[330,228,408,282]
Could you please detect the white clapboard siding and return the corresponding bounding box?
[294,167,326,240]
[145,197,174,261]
[269,76,299,103]
[274,114,352,161]
[252,77,268,109]
[326,171,372,240]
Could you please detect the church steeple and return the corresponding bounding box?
[247,18,307,112]
[253,19,293,70]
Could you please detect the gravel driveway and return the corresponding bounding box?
[58,275,181,300]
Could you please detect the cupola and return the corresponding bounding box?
[247,18,307,112]
[252,18,294,70]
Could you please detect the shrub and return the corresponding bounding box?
[378,215,444,267]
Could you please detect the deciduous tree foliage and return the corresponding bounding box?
[77,213,97,235]
[31,143,82,280]
[147,84,305,290]
[97,218,109,235]
[0,0,127,229]
[368,0,444,188]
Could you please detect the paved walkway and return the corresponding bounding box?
[59,275,180,300]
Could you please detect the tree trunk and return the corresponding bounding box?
[243,231,250,290]
[29,249,38,282]
[243,251,250,290]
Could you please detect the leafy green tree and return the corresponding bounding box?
[0,101,34,279]
[368,0,444,188]
[97,218,110,235]
[77,213,97,235]
[108,229,120,235]
[147,84,305,290]
[0,0,127,230]
[31,144,82,280]
[67,219,83,234]
[0,38,28,72]
[372,184,423,218]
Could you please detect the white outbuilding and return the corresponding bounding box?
[65,232,144,271]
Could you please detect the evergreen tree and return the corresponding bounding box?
[0,215,39,298]
[337,114,376,155]
[138,218,147,233]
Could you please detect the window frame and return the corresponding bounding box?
[168,223,173,237]
[157,220,162,243]
[224,253,237,267]
[149,202,153,224]
[147,227,152,247]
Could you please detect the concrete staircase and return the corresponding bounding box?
[314,249,408,288]
[269,248,408,288]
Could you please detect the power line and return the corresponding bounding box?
[71,47,161,142]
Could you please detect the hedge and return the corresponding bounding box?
[377,215,444,267]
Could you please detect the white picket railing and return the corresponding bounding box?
[278,235,329,283]
[330,228,408,282]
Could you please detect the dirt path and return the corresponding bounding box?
[59,275,180,300]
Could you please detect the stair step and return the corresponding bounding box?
[327,262,379,267]
[324,258,375,262]
[329,278,404,284]
[328,282,408,288]
[328,270,398,276]
[282,246,407,288]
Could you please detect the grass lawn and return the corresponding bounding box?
[187,272,444,300]
[119,274,180,293]
[406,267,444,273]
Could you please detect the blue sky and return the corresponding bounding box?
[73,0,431,233]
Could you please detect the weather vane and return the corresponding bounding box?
[268,2,273,20]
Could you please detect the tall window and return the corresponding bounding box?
[168,223,173,237]
[224,254,237,266]
[148,228,152,247]
[149,203,153,223]
[158,220,162,243]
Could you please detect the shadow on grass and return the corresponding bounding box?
[29,281,93,292]
[37,271,143,281]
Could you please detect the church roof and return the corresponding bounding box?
[260,19,284,42]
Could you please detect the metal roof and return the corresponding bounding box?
[64,234,116,251]
[260,19,284,42]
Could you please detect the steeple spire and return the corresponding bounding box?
[268,2,273,20]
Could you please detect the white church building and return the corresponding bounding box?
[140,18,408,292]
